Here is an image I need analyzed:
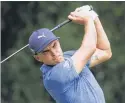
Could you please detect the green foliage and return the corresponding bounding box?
[1,1,125,103]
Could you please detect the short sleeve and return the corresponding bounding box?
[45,58,79,92]
[79,59,92,77]
[64,50,91,68]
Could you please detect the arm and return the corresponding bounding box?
[71,6,112,68]
[89,17,112,68]
[68,11,97,74]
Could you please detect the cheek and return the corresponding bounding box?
[58,47,63,54]
[41,54,52,62]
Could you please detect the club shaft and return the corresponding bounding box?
[1,19,71,64]
[51,19,71,31]
[0,44,29,64]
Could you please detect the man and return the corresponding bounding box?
[28,5,112,103]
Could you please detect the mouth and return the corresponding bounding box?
[53,55,63,62]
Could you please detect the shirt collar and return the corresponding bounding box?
[40,64,54,74]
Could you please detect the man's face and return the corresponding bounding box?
[35,40,64,65]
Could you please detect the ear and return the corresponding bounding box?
[33,55,40,62]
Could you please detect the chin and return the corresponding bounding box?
[51,60,63,65]
[46,57,64,66]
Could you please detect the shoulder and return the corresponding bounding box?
[63,50,77,57]
[43,58,78,80]
[40,64,54,74]
[40,58,74,74]
[43,58,79,92]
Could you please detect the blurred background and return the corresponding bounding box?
[1,1,125,103]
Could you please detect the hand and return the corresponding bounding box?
[68,11,92,25]
[75,5,98,20]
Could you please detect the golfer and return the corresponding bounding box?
[28,6,112,103]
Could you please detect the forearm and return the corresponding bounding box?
[71,19,97,73]
[94,17,111,50]
[82,19,97,49]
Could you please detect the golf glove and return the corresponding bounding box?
[75,5,92,12]
[89,10,98,20]
[75,5,98,20]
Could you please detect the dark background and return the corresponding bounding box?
[1,1,125,103]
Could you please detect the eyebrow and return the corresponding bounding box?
[43,41,56,52]
[42,48,49,52]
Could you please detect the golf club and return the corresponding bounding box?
[1,5,93,64]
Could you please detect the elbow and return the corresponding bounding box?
[106,49,112,60]
[108,51,112,59]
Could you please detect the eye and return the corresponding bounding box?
[43,50,49,53]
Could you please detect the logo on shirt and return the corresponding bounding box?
[64,61,70,68]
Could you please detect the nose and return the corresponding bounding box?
[50,49,59,57]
